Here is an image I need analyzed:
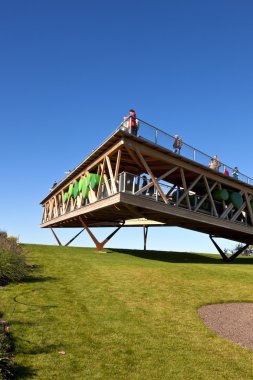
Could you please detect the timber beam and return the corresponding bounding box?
[209,235,250,262]
[79,216,125,251]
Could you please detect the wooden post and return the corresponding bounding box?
[209,235,229,262]
[79,217,124,251]
[50,227,62,246]
[143,226,148,251]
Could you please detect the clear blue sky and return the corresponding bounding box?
[1,1,252,253]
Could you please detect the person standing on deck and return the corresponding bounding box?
[141,175,148,195]
[223,166,229,176]
[123,109,139,136]
[213,155,221,171]
[173,135,183,154]
[232,166,239,179]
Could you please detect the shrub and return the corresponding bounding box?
[0,319,13,380]
[0,231,28,285]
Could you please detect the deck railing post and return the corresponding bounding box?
[155,129,158,144]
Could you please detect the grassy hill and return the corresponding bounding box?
[2,244,253,379]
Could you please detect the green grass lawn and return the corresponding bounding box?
[2,244,253,379]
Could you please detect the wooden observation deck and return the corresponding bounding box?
[40,119,253,261]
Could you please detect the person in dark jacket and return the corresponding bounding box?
[173,135,183,154]
[124,109,139,136]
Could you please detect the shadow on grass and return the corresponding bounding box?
[13,364,37,379]
[107,249,253,265]
[22,275,58,284]
[12,340,63,377]
[10,320,37,327]
[16,342,63,355]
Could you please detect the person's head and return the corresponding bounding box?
[129,109,136,116]
[234,166,238,170]
[175,134,179,138]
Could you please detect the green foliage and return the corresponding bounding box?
[0,231,28,285]
[0,320,13,380]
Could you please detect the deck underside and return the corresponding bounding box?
[41,192,253,244]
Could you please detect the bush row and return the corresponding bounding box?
[0,319,13,380]
[0,231,28,379]
[0,231,28,286]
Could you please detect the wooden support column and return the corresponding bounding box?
[179,168,191,210]
[143,225,148,251]
[106,155,117,193]
[79,217,124,251]
[103,173,112,196]
[203,176,218,217]
[245,192,253,226]
[50,227,62,246]
[114,149,122,182]
[97,159,106,199]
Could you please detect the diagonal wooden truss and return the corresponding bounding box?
[50,227,85,247]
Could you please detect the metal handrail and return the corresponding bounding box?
[116,117,253,186]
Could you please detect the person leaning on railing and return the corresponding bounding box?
[232,166,239,179]
[209,154,221,171]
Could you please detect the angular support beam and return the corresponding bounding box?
[203,176,218,217]
[97,159,106,199]
[106,155,117,193]
[143,226,148,251]
[179,168,191,210]
[65,228,85,247]
[230,201,247,222]
[245,192,253,226]
[176,174,202,206]
[50,227,62,246]
[135,150,169,204]
[135,167,178,196]
[114,149,122,181]
[229,243,250,262]
[209,235,229,262]
[194,182,217,212]
[209,235,250,262]
[79,216,125,251]
[124,144,143,170]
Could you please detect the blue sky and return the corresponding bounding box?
[0,1,252,252]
